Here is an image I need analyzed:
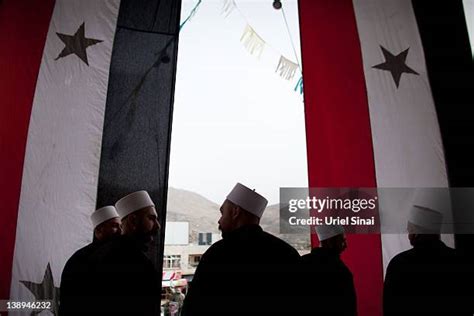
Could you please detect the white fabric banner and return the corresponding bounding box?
[9,0,120,313]
[352,0,453,275]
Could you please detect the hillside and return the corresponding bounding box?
[166,187,310,250]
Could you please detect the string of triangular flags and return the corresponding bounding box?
[222,0,303,94]
[181,0,303,95]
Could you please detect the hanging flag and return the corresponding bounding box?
[221,0,236,17]
[0,0,182,311]
[0,0,120,310]
[275,55,299,80]
[298,0,472,315]
[0,0,55,303]
[240,24,266,59]
[411,1,474,256]
[351,0,455,273]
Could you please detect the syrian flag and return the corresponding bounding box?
[1,0,182,310]
[0,0,122,312]
[299,0,473,315]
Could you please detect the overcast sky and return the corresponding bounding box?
[168,0,308,205]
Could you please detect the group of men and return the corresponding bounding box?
[59,183,472,315]
[59,190,161,315]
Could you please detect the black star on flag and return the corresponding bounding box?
[55,22,102,66]
[20,263,60,315]
[372,46,419,88]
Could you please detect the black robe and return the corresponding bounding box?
[87,235,161,315]
[182,224,300,316]
[300,248,357,316]
[383,239,472,316]
[59,241,103,315]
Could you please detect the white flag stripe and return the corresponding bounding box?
[10,0,120,305]
[352,0,452,274]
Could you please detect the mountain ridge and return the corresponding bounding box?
[166,187,310,250]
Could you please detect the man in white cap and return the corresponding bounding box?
[88,190,161,315]
[59,206,121,315]
[383,190,471,316]
[182,183,300,316]
[300,224,357,316]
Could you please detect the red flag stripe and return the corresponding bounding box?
[298,1,383,315]
[0,0,55,300]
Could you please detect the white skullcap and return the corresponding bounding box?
[115,190,155,219]
[408,206,443,233]
[412,188,450,215]
[91,206,119,229]
[408,189,447,233]
[316,224,344,241]
[226,183,268,218]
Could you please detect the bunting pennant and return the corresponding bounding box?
[221,0,236,17]
[275,55,299,80]
[240,24,266,59]
[225,0,302,93]
[294,76,303,94]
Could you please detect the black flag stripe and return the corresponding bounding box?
[412,0,474,254]
[96,0,182,275]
